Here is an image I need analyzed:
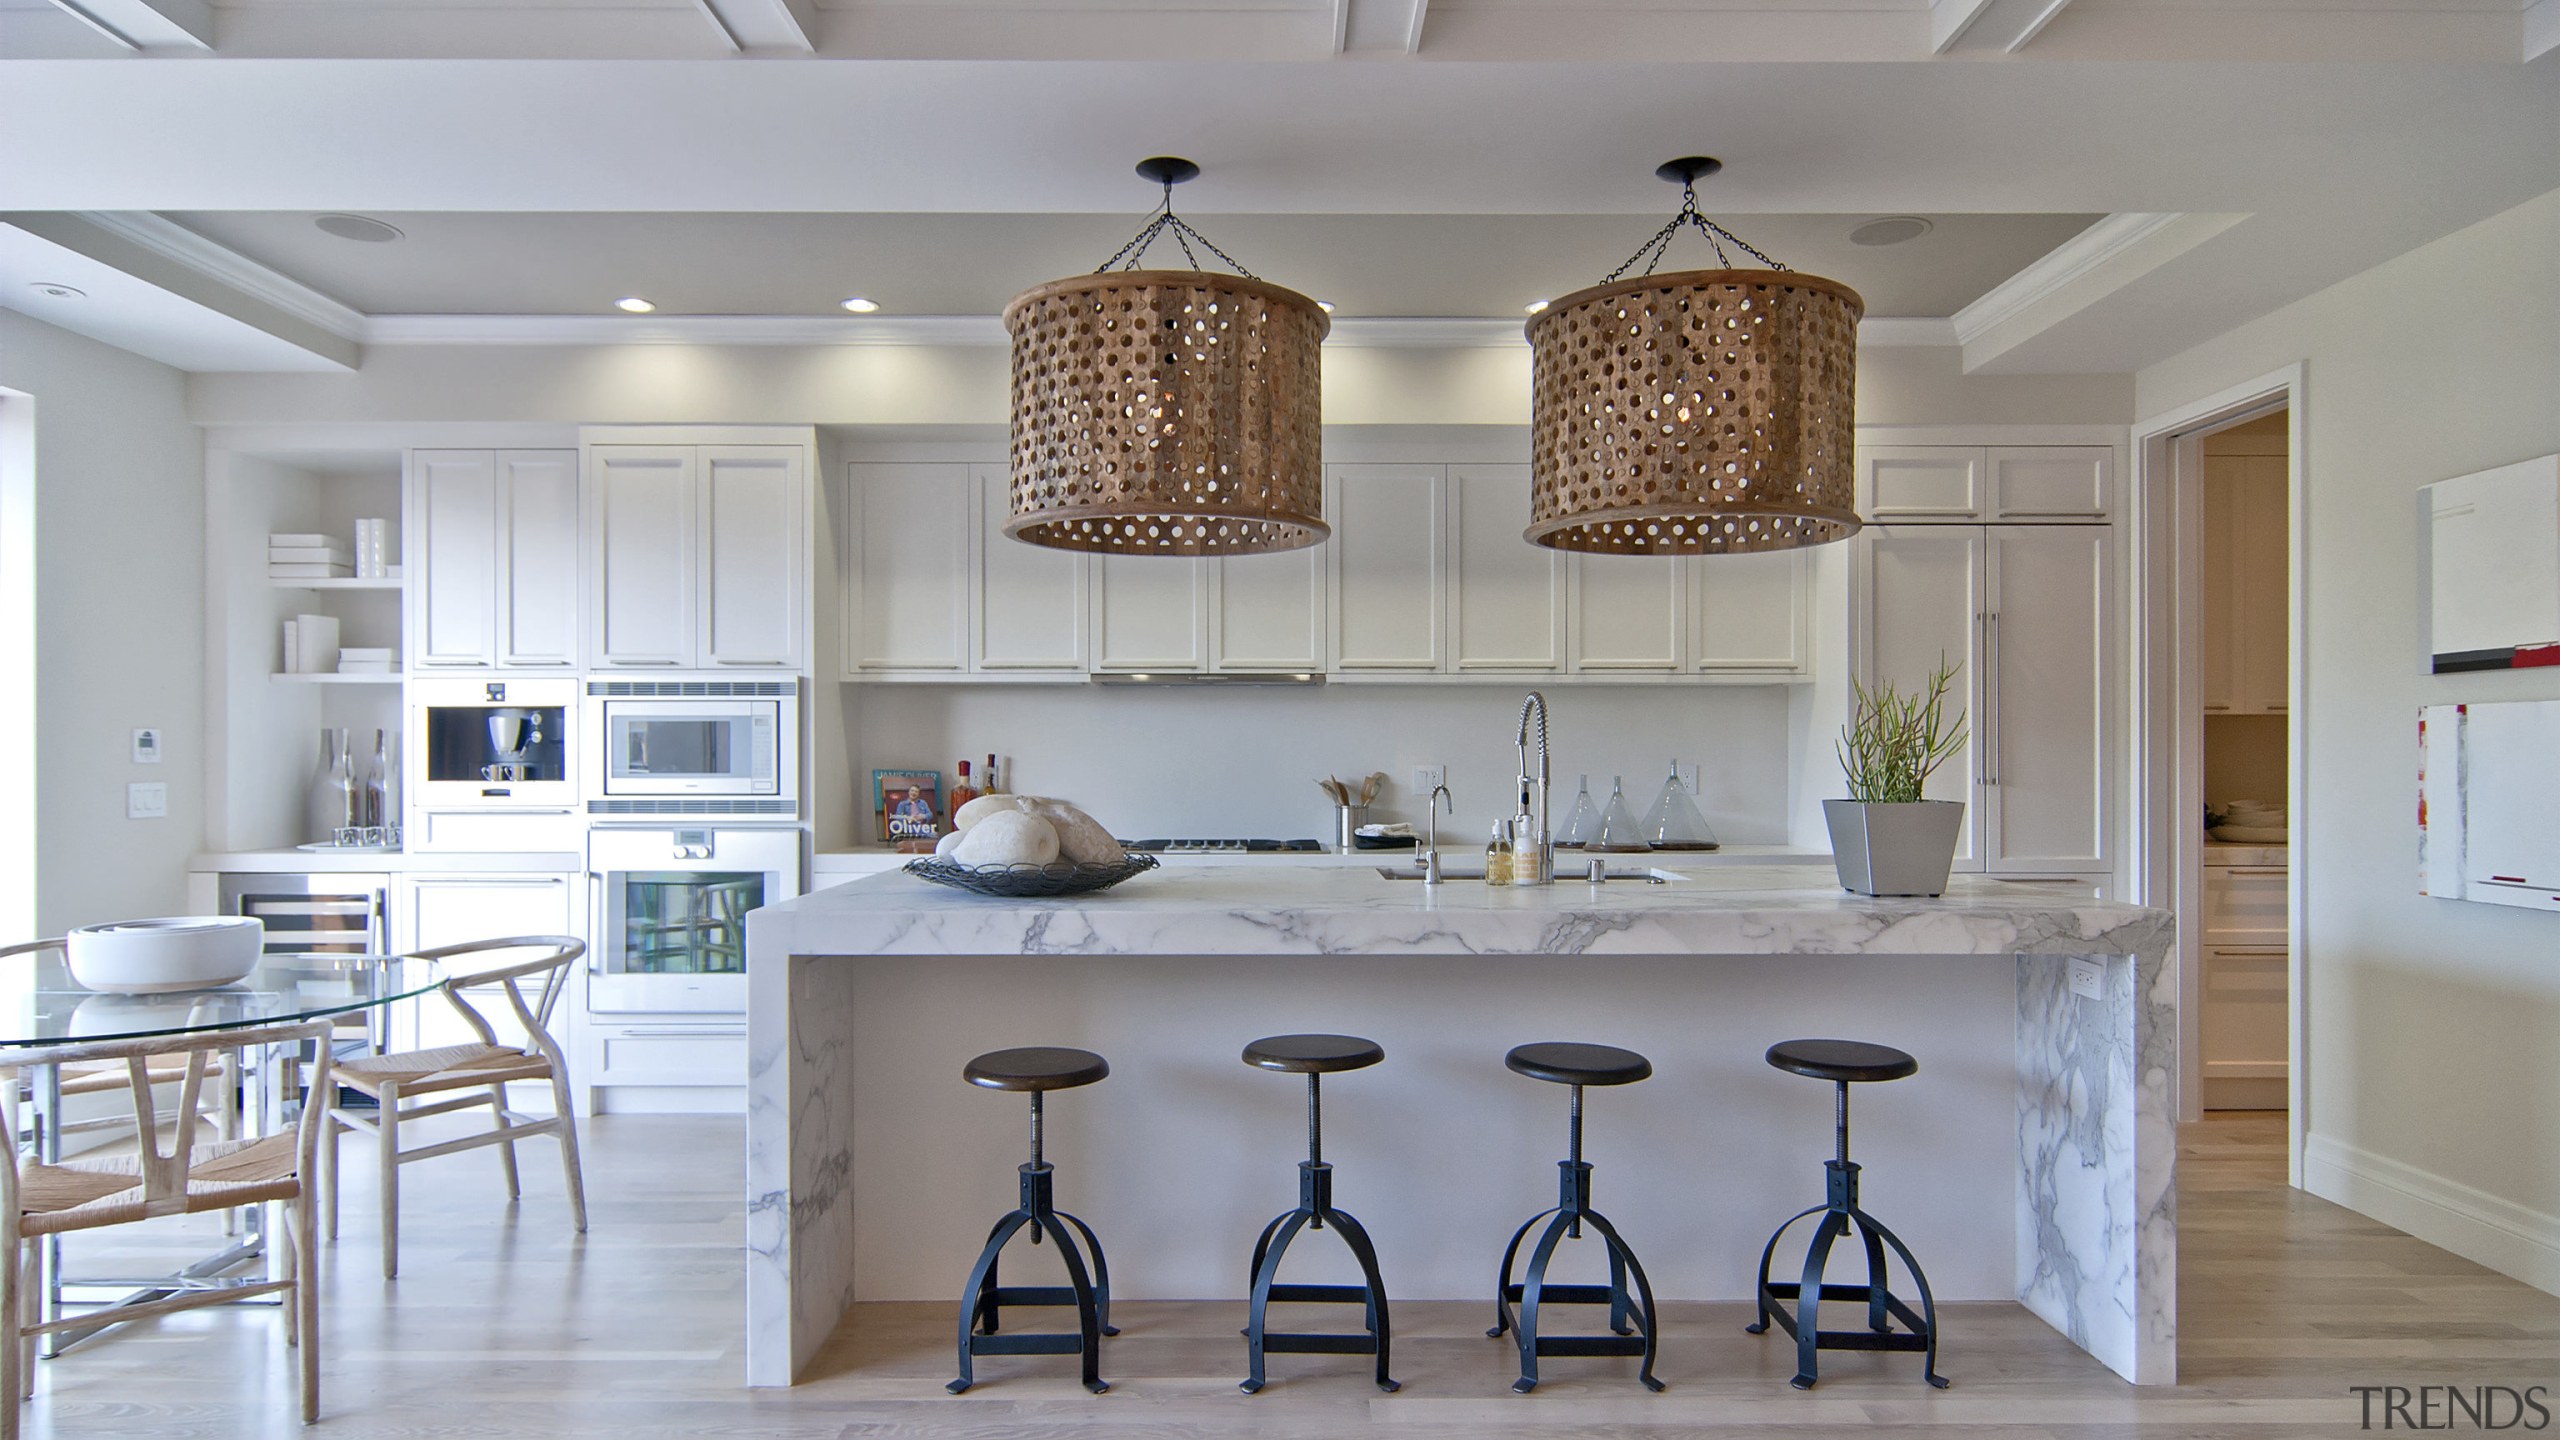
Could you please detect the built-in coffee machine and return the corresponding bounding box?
[407,676,580,826]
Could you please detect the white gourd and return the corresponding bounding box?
[950,809,1060,866]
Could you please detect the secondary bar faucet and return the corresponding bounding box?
[1515,691,1552,885]
[1421,782,1454,884]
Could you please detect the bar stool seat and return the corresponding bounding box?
[1243,1034,1385,1074]
[1746,1037,1946,1391]
[1489,1042,1664,1393]
[949,1046,1116,1396]
[1764,1039,1916,1084]
[965,1046,1110,1091]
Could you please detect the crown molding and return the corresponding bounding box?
[1950,211,2185,350]
[75,211,365,341]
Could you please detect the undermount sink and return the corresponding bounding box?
[1374,864,1679,884]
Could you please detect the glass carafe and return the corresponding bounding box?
[1641,760,1719,851]
[1555,775,1600,849]
[1586,775,1651,853]
[306,727,357,844]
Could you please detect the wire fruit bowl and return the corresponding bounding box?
[904,853,1160,898]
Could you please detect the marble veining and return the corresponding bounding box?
[746,865,2177,1388]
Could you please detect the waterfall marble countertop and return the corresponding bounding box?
[751,862,2170,959]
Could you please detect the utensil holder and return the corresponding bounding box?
[1335,804,1369,852]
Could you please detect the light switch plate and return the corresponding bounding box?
[2067,956,2103,1001]
[132,728,162,764]
[127,782,168,819]
[1413,765,1445,796]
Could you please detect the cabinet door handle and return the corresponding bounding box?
[1982,611,1999,786]
[2203,702,2233,712]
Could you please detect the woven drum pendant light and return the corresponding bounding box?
[1003,157,1330,555]
[1526,157,1863,554]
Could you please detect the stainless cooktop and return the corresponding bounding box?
[1119,838,1328,854]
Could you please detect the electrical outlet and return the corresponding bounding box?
[2067,957,2103,1001]
[126,782,168,820]
[132,728,162,764]
[1412,764,1445,796]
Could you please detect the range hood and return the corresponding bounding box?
[1089,672,1326,687]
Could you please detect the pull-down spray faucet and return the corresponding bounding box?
[1515,691,1552,885]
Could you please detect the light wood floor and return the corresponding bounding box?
[21,1110,2558,1436]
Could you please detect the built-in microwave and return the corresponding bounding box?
[584,678,799,818]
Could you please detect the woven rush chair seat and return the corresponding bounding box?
[332,1041,555,1098]
[17,1133,303,1236]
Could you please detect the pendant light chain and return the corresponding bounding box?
[1602,181,1791,284]
[1092,176,1260,280]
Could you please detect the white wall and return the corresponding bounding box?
[846,682,1797,847]
[0,312,205,934]
[2136,184,2560,1291]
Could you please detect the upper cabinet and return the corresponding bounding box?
[1858,445,2114,524]
[844,458,1808,683]
[2202,450,2288,715]
[410,448,579,670]
[588,441,806,671]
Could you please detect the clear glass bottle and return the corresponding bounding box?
[1641,760,1719,851]
[984,753,1002,794]
[951,759,978,815]
[306,727,357,843]
[1587,775,1651,853]
[1556,775,1600,849]
[1484,820,1515,886]
[362,728,391,829]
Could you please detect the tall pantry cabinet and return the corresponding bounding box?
[1852,443,2118,889]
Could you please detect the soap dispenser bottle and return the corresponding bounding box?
[1485,821,1515,886]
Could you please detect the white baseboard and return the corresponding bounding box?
[2303,1133,2560,1296]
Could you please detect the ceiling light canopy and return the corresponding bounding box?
[1525,157,1863,555]
[1002,156,1329,557]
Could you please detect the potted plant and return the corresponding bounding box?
[1826,658,1968,897]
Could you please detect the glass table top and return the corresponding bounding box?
[0,953,446,1049]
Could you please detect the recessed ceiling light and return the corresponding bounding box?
[1849,216,1934,247]
[1316,300,1335,314]
[840,297,880,313]
[314,214,404,244]
[27,282,84,300]
[1524,299,1550,315]
[614,297,656,314]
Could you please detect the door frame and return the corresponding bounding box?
[0,389,32,942]
[2129,362,2307,1185]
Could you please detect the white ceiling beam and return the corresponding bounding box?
[1931,0,2076,54]
[1337,0,1428,54]
[695,0,819,54]
[43,0,211,51]
[2527,0,2559,62]
[1951,211,2245,371]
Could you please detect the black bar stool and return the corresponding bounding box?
[1745,1038,1948,1390]
[948,1046,1117,1396]
[1237,1033,1399,1395]
[1488,1042,1665,1394]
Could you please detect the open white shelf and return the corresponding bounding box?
[271,576,403,590]
[271,672,403,685]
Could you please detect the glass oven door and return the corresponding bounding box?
[587,827,800,1014]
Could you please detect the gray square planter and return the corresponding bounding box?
[1824,799,1965,897]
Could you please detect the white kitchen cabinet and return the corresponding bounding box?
[1692,549,1809,673]
[2200,945,2288,1109]
[1983,525,2111,873]
[1446,464,1562,672]
[974,464,1085,671]
[1329,465,1444,671]
[413,448,579,670]
[1214,544,1326,671]
[1858,445,2114,524]
[699,447,805,668]
[589,442,808,671]
[847,461,971,672]
[2203,452,2288,714]
[1857,525,1988,871]
[1570,554,1686,671]
[588,446,697,668]
[1092,554,1208,670]
[497,451,581,667]
[394,872,578,1057]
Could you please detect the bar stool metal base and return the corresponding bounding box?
[1241,1160,1399,1394]
[1746,1158,1947,1390]
[949,1161,1117,1395]
[1488,1159,1665,1394]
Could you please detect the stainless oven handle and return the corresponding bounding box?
[587,873,606,973]
[609,1026,747,1037]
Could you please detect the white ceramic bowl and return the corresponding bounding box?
[65,916,264,995]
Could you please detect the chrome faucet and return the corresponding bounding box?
[1515,691,1552,885]
[1420,782,1454,884]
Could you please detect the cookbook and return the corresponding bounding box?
[873,769,943,845]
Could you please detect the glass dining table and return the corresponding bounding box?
[2,951,446,1351]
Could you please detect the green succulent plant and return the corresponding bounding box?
[1837,657,1967,805]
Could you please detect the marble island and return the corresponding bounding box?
[746,864,2176,1389]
